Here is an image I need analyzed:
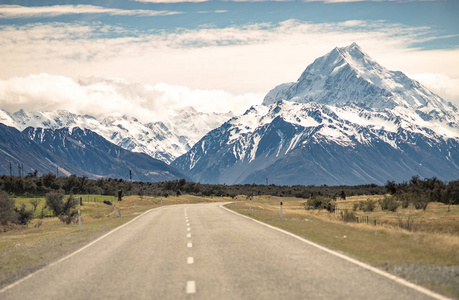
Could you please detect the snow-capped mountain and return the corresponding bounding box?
[263,43,455,114]
[1,107,233,164]
[172,43,459,185]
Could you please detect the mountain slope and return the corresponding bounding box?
[22,127,187,182]
[2,107,232,164]
[0,123,88,177]
[173,44,459,185]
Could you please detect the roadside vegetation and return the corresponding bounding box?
[226,194,459,298]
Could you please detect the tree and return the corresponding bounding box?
[29,198,40,213]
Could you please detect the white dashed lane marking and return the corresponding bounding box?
[187,257,194,264]
[186,281,196,294]
[187,242,192,248]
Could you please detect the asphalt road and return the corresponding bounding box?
[1,203,445,300]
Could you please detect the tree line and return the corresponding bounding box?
[0,173,457,205]
[0,173,388,199]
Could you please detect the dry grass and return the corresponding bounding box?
[0,194,227,289]
[227,195,459,298]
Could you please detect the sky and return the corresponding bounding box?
[0,0,458,121]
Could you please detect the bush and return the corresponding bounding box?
[46,190,66,216]
[46,191,78,223]
[358,199,376,212]
[341,209,356,222]
[0,191,18,225]
[15,204,33,225]
[378,195,399,212]
[58,210,78,225]
[29,198,41,212]
[411,194,429,211]
[306,196,335,211]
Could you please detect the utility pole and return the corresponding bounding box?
[129,170,132,182]
[9,161,12,176]
[21,163,24,177]
[17,163,21,177]
[266,177,268,185]
[56,166,59,177]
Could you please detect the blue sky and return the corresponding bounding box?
[0,0,458,119]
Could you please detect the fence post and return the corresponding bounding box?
[134,200,136,211]
[280,198,283,220]
[113,204,117,218]
[78,209,82,232]
[250,196,252,211]
[117,208,121,217]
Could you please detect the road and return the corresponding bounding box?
[1,203,444,299]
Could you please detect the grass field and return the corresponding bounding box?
[225,195,459,298]
[0,194,226,289]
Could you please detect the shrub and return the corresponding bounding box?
[411,194,429,211]
[46,190,65,216]
[0,191,18,225]
[353,203,359,211]
[341,209,356,222]
[46,191,78,224]
[15,204,33,225]
[398,194,410,209]
[306,196,335,212]
[358,199,376,212]
[378,195,399,212]
[29,198,41,212]
[397,213,415,231]
[58,210,78,225]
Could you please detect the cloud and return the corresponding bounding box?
[1,19,458,107]
[0,74,263,121]
[410,73,459,105]
[0,5,181,19]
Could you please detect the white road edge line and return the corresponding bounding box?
[186,280,196,294]
[187,257,194,264]
[219,204,450,300]
[0,205,166,294]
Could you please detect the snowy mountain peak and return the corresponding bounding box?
[262,43,456,117]
[1,108,233,164]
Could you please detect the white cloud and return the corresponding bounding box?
[0,74,263,122]
[0,19,458,108]
[0,5,181,18]
[410,73,459,105]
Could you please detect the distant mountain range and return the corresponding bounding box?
[0,123,186,182]
[0,107,233,164]
[172,43,459,185]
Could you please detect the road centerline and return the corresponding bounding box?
[186,281,196,294]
